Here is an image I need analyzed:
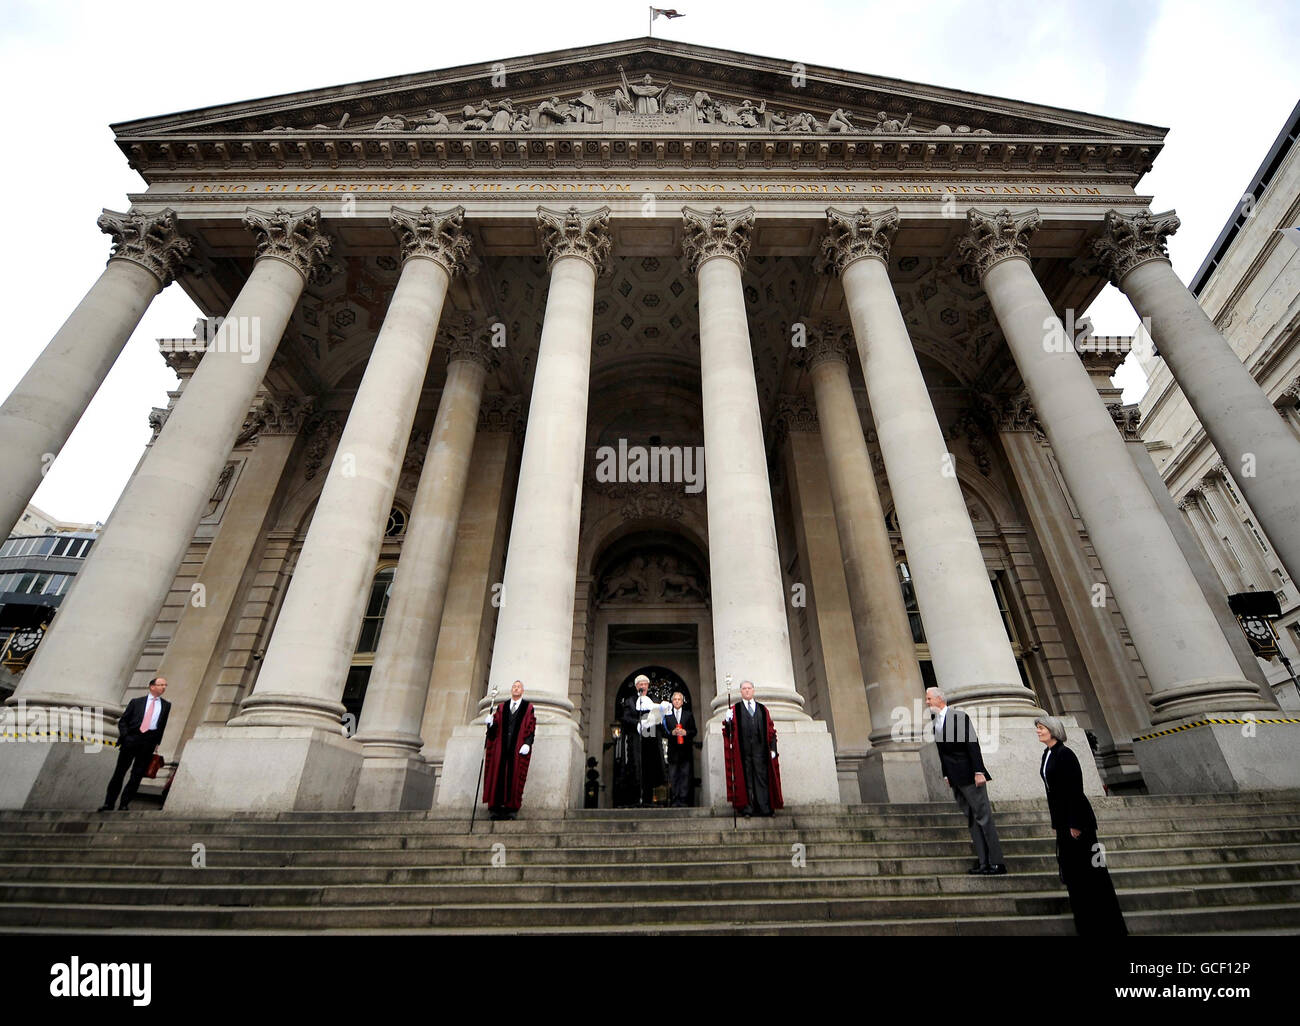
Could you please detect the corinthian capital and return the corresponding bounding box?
[805,321,852,370]
[681,206,755,275]
[1093,209,1180,286]
[439,314,495,371]
[98,207,193,287]
[537,206,612,273]
[390,205,475,276]
[956,208,1041,279]
[243,207,332,282]
[819,207,899,275]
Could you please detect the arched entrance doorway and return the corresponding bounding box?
[611,664,697,807]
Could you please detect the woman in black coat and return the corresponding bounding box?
[1035,715,1127,936]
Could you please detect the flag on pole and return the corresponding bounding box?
[1277,226,1300,249]
[649,7,684,34]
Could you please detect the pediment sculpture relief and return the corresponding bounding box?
[599,552,708,604]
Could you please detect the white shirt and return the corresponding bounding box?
[509,700,520,715]
[745,700,756,716]
[933,706,947,734]
[1041,745,1052,781]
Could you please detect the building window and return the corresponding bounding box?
[354,566,396,653]
[1245,519,1269,553]
[992,572,1020,645]
[896,561,926,644]
[385,506,408,538]
[1221,478,1241,505]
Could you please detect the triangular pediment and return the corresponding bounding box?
[113,38,1165,178]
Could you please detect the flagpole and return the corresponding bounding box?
[649,6,653,36]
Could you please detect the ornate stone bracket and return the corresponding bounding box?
[537,205,612,273]
[389,205,476,276]
[950,409,994,476]
[238,393,317,446]
[956,207,1041,279]
[802,321,853,370]
[976,389,1047,443]
[243,207,333,282]
[477,393,525,438]
[98,207,194,288]
[302,406,343,480]
[680,205,755,274]
[440,314,496,372]
[819,206,899,275]
[1093,208,1179,286]
[770,393,819,448]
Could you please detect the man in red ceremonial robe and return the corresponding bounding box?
[483,679,536,820]
[721,680,783,816]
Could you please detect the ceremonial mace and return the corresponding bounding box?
[469,684,499,834]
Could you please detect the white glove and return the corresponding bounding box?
[485,713,494,727]
[724,709,733,723]
[659,701,672,716]
[519,744,530,756]
[770,751,777,759]
[635,696,653,712]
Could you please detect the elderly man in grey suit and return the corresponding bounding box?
[926,686,1007,875]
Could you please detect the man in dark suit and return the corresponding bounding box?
[483,679,536,820]
[100,677,170,812]
[662,690,696,807]
[620,674,665,806]
[926,686,1006,875]
[722,680,783,817]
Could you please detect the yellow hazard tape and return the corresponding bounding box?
[1133,717,1300,742]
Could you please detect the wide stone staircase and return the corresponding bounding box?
[1,792,1298,934]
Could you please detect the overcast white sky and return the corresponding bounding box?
[2,0,1297,524]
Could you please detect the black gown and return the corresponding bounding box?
[1041,741,1127,936]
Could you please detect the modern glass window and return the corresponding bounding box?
[896,561,927,644]
[354,567,396,653]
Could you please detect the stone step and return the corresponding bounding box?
[0,857,1293,896]
[1,879,1297,930]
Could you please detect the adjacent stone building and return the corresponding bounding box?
[2,38,1297,813]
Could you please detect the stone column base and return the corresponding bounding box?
[437,719,584,812]
[0,739,117,810]
[701,717,840,808]
[353,755,436,811]
[162,725,362,815]
[1134,717,1300,792]
[935,710,1104,801]
[858,742,948,803]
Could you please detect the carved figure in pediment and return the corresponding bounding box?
[693,91,721,123]
[657,558,704,601]
[571,89,602,123]
[370,115,407,131]
[510,105,532,131]
[537,96,571,128]
[489,99,517,132]
[872,111,915,133]
[935,123,992,135]
[616,65,672,114]
[461,102,493,130]
[827,108,855,133]
[769,109,789,132]
[724,99,765,128]
[788,111,821,132]
[414,109,450,132]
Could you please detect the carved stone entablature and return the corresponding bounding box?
[819,207,900,275]
[389,205,475,275]
[956,208,1041,279]
[98,208,193,288]
[680,205,754,275]
[1276,375,1300,419]
[243,207,332,282]
[770,393,819,448]
[1093,209,1179,286]
[1283,376,1300,400]
[1176,491,1201,512]
[239,393,317,446]
[1106,402,1143,442]
[147,407,169,444]
[977,389,1047,442]
[537,206,612,273]
[160,346,203,378]
[804,323,852,370]
[597,550,707,604]
[302,408,343,480]
[477,393,525,436]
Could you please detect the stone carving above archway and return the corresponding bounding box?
[598,550,708,604]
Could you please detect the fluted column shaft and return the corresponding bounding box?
[1098,210,1300,585]
[485,207,610,716]
[9,208,327,722]
[825,208,1029,710]
[806,338,925,743]
[967,208,1270,722]
[240,207,469,730]
[355,342,489,759]
[684,206,804,716]
[0,209,191,536]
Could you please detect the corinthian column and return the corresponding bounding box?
[0,208,329,811]
[684,205,839,806]
[960,208,1289,793]
[0,209,192,537]
[353,324,492,811]
[165,206,471,815]
[1096,210,1300,585]
[438,206,610,812]
[804,327,930,800]
[821,206,1046,791]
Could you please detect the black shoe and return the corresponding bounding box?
[760,809,774,817]
[741,808,753,817]
[118,804,130,811]
[97,804,114,812]
[986,864,1008,875]
[967,864,990,875]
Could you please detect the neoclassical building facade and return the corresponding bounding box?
[2,39,1298,813]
